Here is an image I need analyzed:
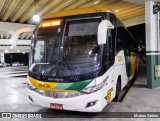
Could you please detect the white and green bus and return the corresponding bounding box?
[27,7,139,112]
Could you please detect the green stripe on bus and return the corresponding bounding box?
[53,79,93,90]
[54,83,73,90]
[66,79,93,90]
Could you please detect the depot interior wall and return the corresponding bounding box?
[0,22,35,32]
[0,22,35,56]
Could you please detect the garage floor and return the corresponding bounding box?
[0,67,160,121]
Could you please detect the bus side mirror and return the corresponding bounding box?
[97,20,114,45]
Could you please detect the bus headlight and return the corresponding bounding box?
[80,81,105,94]
[80,76,108,94]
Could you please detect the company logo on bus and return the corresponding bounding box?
[48,78,64,82]
[52,93,58,98]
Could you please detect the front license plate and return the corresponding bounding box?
[50,103,63,110]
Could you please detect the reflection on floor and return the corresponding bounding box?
[0,66,41,112]
[0,67,160,121]
[0,66,28,77]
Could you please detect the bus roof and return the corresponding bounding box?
[42,7,109,19]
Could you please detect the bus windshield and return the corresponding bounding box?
[30,18,102,82]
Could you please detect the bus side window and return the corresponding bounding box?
[109,12,125,53]
[110,28,116,59]
[103,29,115,70]
[125,31,138,52]
[116,17,138,52]
[116,23,125,52]
[109,13,117,56]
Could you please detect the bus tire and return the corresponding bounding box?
[114,77,121,102]
[133,68,138,80]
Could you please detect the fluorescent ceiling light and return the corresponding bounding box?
[32,14,40,23]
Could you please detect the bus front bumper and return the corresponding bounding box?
[27,87,107,112]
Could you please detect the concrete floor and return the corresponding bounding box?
[0,67,160,121]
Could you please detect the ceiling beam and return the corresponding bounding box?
[63,0,91,10]
[36,0,63,16]
[120,9,144,18]
[27,0,63,23]
[115,4,140,14]
[115,6,144,15]
[113,1,129,10]
[78,0,105,8]
[0,0,7,13]
[8,1,23,20]
[95,0,119,7]
[2,0,23,21]
[0,0,145,24]
[106,1,128,10]
[45,0,77,15]
[0,0,12,18]
[118,7,144,16]
[10,0,34,22]
[123,0,146,5]
[120,11,144,20]
[19,0,50,23]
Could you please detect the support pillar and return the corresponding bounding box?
[0,51,5,63]
[145,1,160,88]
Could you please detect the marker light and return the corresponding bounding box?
[39,19,61,28]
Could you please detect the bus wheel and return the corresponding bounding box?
[114,77,121,102]
[133,68,138,80]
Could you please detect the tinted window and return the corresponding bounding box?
[116,16,138,52]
